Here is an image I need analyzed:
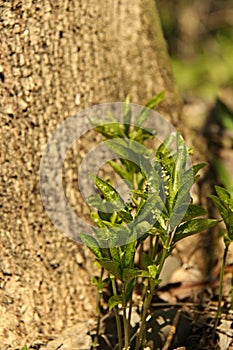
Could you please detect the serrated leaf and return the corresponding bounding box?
[174,218,219,243]
[108,295,123,310]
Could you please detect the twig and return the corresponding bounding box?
[162,309,181,350]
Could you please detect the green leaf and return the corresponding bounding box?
[135,108,150,127]
[122,268,150,282]
[133,221,153,237]
[92,276,109,290]
[109,247,121,262]
[156,132,176,162]
[90,211,110,228]
[94,122,125,139]
[122,240,136,268]
[91,176,133,223]
[140,252,154,270]
[80,234,103,260]
[106,225,132,247]
[169,168,194,225]
[92,176,124,209]
[118,208,133,223]
[210,190,233,240]
[134,91,165,127]
[183,204,207,220]
[145,91,165,109]
[192,163,207,176]
[123,95,132,136]
[99,259,122,280]
[174,218,219,243]
[215,185,231,204]
[87,194,115,213]
[172,132,188,194]
[125,278,136,302]
[108,160,133,183]
[147,264,158,280]
[136,192,164,223]
[133,189,148,200]
[108,295,123,310]
[209,194,231,228]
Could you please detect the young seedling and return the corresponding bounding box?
[81,96,218,350]
[209,186,233,337]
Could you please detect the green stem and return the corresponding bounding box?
[156,247,169,277]
[122,285,130,350]
[135,247,169,350]
[135,279,155,350]
[152,235,159,260]
[213,244,229,339]
[111,276,123,350]
[93,268,104,349]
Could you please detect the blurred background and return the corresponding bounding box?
[158,0,233,193]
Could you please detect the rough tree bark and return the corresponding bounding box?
[0,0,207,348]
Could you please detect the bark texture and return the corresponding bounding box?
[0,0,182,348]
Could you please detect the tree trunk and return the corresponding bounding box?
[0,0,202,348]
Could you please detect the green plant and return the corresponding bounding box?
[81,97,218,350]
[209,186,233,337]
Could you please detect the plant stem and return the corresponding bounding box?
[135,247,169,350]
[122,285,130,350]
[152,235,159,260]
[213,243,229,339]
[111,276,123,350]
[135,279,155,350]
[93,268,104,349]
